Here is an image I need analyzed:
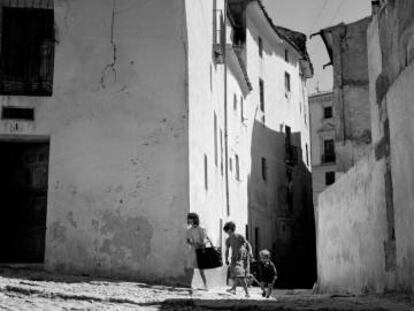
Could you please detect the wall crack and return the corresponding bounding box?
[100,0,118,89]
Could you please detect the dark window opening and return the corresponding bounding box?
[284,49,289,62]
[322,139,336,163]
[0,7,55,96]
[261,157,267,181]
[2,107,34,120]
[258,36,263,58]
[233,93,237,110]
[259,79,265,112]
[285,72,291,93]
[324,106,333,119]
[325,171,336,186]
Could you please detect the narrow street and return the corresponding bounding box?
[0,268,413,311]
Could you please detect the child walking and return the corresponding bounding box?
[223,221,252,298]
[186,213,209,290]
[258,249,278,298]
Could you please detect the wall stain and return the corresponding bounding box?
[49,220,67,244]
[99,212,153,263]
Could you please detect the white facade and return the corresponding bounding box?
[0,0,314,287]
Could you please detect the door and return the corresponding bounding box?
[0,142,49,263]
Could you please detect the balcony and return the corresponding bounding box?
[285,145,298,166]
[321,153,336,164]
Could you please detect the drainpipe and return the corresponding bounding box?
[224,0,230,217]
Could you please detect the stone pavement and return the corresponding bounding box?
[0,267,413,310]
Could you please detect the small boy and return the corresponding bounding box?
[258,249,278,298]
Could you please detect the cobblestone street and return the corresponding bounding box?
[0,268,412,310]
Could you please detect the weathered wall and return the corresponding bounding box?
[317,1,414,293]
[0,0,189,285]
[317,153,389,293]
[328,17,372,173]
[387,63,414,292]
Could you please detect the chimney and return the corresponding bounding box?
[371,0,380,15]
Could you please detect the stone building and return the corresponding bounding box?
[315,17,372,174]
[0,0,315,288]
[309,91,336,208]
[316,0,414,294]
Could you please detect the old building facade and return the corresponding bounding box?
[0,0,315,287]
[317,17,372,175]
[309,91,337,208]
[316,0,414,294]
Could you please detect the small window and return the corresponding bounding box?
[229,157,233,171]
[0,7,55,96]
[324,106,333,119]
[284,72,291,93]
[285,126,291,146]
[204,154,208,190]
[325,171,336,186]
[235,154,240,181]
[323,139,336,163]
[258,37,263,58]
[233,93,237,110]
[284,49,289,62]
[259,79,265,112]
[2,107,34,120]
[261,157,267,181]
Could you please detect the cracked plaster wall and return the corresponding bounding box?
[0,0,190,285]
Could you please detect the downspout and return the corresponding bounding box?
[224,0,230,217]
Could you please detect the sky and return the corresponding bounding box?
[263,0,371,95]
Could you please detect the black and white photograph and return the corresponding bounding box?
[0,0,413,310]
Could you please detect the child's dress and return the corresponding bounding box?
[185,226,207,269]
[226,234,249,279]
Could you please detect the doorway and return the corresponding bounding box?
[0,141,49,263]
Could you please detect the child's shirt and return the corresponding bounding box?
[258,260,277,283]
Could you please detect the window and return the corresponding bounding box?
[324,106,333,119]
[235,154,240,181]
[284,72,291,93]
[204,155,208,190]
[259,79,265,112]
[233,93,237,110]
[229,158,233,171]
[285,125,291,146]
[261,157,267,181]
[0,7,55,96]
[325,171,336,186]
[214,113,218,167]
[323,139,335,163]
[284,49,289,62]
[240,96,244,122]
[258,37,263,58]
